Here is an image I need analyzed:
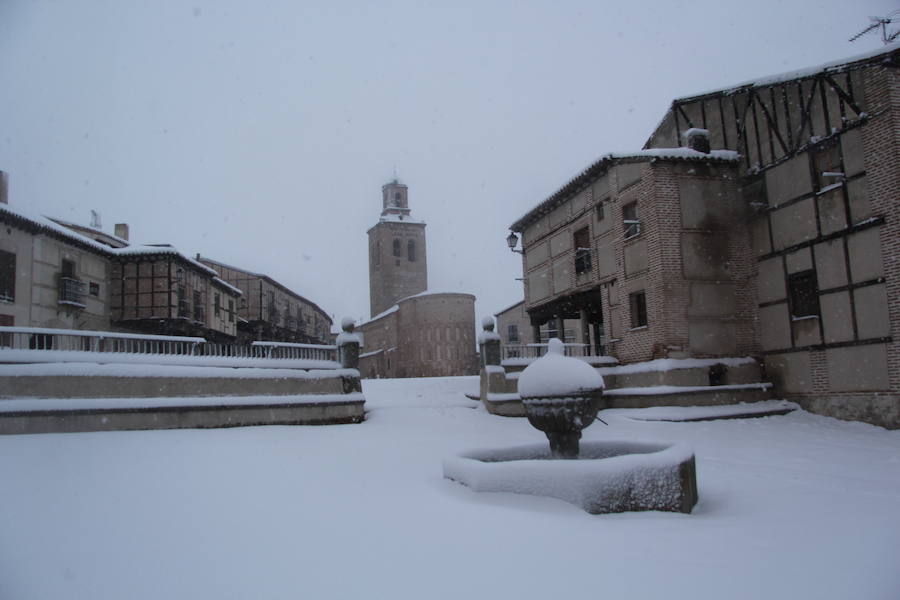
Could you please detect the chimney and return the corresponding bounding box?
[684,128,711,154]
[0,171,8,204]
[114,223,130,241]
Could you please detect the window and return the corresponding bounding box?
[573,227,592,274]
[177,286,188,317]
[507,324,519,343]
[89,282,100,296]
[214,293,221,316]
[393,239,401,257]
[193,290,204,321]
[0,250,14,302]
[375,240,381,266]
[629,291,647,328]
[623,202,640,239]
[227,299,235,323]
[407,240,416,262]
[788,270,819,318]
[595,199,607,221]
[59,259,85,306]
[394,191,401,202]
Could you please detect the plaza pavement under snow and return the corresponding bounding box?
[0,376,898,599]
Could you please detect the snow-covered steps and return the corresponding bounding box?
[614,400,798,422]
[479,356,777,415]
[604,383,773,409]
[0,394,366,435]
[0,362,366,434]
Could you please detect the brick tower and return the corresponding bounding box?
[368,179,428,317]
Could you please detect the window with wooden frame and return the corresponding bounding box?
[0,250,15,302]
[623,202,640,239]
[788,270,819,318]
[573,226,592,274]
[507,324,519,343]
[629,291,647,328]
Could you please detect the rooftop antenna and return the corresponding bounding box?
[849,10,900,44]
[90,210,102,229]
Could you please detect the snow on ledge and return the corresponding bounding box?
[0,393,365,413]
[597,356,756,376]
[604,383,772,396]
[0,362,356,379]
[612,400,798,422]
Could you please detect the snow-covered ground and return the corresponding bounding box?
[1,376,898,599]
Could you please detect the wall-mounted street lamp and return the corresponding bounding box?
[507,231,523,254]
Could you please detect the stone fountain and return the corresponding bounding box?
[445,326,698,514]
[517,338,605,459]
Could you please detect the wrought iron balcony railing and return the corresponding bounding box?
[58,277,86,308]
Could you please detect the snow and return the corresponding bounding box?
[0,325,207,343]
[604,383,772,396]
[0,375,898,599]
[0,349,340,370]
[816,182,844,195]
[477,330,501,344]
[444,441,695,514]
[379,213,425,224]
[518,338,605,397]
[0,362,352,379]
[362,303,400,325]
[0,393,364,413]
[610,147,740,161]
[597,356,756,376]
[211,276,243,296]
[334,331,363,345]
[677,42,900,101]
[619,400,797,422]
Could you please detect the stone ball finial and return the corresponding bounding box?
[481,316,495,332]
[341,317,356,333]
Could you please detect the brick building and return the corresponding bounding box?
[359,180,477,378]
[197,256,333,345]
[507,45,899,428]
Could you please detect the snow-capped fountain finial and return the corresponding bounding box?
[517,338,605,458]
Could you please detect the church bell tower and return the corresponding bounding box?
[367,179,428,317]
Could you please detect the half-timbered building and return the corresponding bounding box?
[508,45,899,428]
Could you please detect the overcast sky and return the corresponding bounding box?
[0,1,894,328]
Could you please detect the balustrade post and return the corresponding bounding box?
[337,318,362,394]
[479,316,501,368]
[337,318,360,369]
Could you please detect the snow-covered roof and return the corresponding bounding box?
[379,213,425,225]
[211,277,243,296]
[0,201,237,286]
[494,299,524,317]
[198,255,332,323]
[362,289,476,327]
[47,217,130,248]
[676,42,899,103]
[510,147,739,232]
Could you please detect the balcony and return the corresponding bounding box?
[58,277,86,308]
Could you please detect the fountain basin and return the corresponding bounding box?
[443,441,697,514]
